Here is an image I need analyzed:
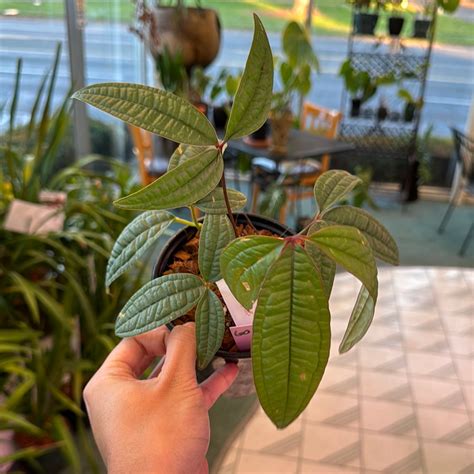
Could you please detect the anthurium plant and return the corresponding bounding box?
[73,14,398,429]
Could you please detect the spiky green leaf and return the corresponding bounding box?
[224,14,273,141]
[114,148,223,210]
[220,236,284,310]
[314,170,361,212]
[72,83,217,146]
[106,211,175,286]
[309,224,378,300]
[198,214,235,282]
[252,245,331,428]
[339,285,375,354]
[322,206,399,265]
[196,187,247,214]
[115,274,205,337]
[195,289,225,369]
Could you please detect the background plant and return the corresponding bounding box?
[72,14,398,429]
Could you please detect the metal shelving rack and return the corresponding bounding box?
[339,5,437,167]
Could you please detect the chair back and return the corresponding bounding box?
[129,125,155,185]
[300,102,342,172]
[452,128,474,179]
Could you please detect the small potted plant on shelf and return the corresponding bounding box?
[349,0,383,36]
[398,87,423,122]
[386,0,407,37]
[413,0,434,38]
[73,14,399,429]
[270,20,319,154]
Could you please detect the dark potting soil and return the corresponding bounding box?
[163,223,276,352]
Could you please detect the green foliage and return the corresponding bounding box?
[72,15,398,430]
[155,45,188,96]
[224,14,273,140]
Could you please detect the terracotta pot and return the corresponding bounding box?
[140,5,221,69]
[270,111,293,155]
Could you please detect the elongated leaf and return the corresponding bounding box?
[0,410,43,437]
[195,289,225,369]
[309,225,378,300]
[9,272,40,324]
[198,214,235,282]
[106,210,174,286]
[53,415,81,474]
[305,242,336,298]
[115,274,205,337]
[314,170,361,212]
[72,83,217,146]
[252,245,331,428]
[339,285,375,354]
[224,15,273,140]
[114,148,223,210]
[196,187,247,214]
[322,206,399,265]
[168,144,211,171]
[220,236,284,309]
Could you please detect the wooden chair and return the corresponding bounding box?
[129,125,168,186]
[279,102,342,222]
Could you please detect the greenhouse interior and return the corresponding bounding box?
[0,0,473,472]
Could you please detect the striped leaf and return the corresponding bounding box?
[313,170,361,212]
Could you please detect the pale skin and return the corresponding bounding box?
[83,323,239,474]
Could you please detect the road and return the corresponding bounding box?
[1,17,473,142]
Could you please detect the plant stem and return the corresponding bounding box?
[174,217,197,228]
[220,171,238,235]
[189,206,202,229]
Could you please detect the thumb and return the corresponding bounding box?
[160,323,197,385]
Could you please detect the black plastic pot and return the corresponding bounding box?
[153,212,293,361]
[351,98,362,117]
[403,103,416,122]
[413,18,431,39]
[377,104,388,122]
[354,12,379,35]
[388,16,405,37]
[212,105,229,130]
[249,120,270,141]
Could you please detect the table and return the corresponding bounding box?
[228,128,354,168]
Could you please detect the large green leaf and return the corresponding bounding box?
[282,21,319,71]
[195,289,225,369]
[106,210,174,287]
[114,148,223,210]
[115,274,205,337]
[339,285,375,354]
[220,236,284,310]
[314,170,361,212]
[305,242,336,298]
[224,14,273,141]
[309,225,378,300]
[72,83,218,146]
[252,245,331,428]
[168,144,212,171]
[322,206,399,265]
[198,214,235,282]
[196,187,247,214]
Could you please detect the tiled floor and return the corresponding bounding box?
[217,267,474,474]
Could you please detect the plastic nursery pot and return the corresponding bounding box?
[377,104,389,122]
[351,98,362,117]
[413,18,431,39]
[353,12,379,35]
[388,16,405,37]
[403,103,416,122]
[153,212,293,362]
[249,119,270,141]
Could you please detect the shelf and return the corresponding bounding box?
[349,52,427,80]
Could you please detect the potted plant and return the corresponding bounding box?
[339,60,377,117]
[413,0,434,38]
[270,20,319,154]
[349,0,383,36]
[131,0,221,70]
[386,0,406,37]
[398,88,423,122]
[73,14,399,429]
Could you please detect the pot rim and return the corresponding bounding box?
[153,212,293,361]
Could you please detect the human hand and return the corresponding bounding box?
[83,323,239,474]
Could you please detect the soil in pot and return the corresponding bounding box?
[388,16,405,37]
[354,12,379,35]
[154,214,292,358]
[413,18,431,39]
